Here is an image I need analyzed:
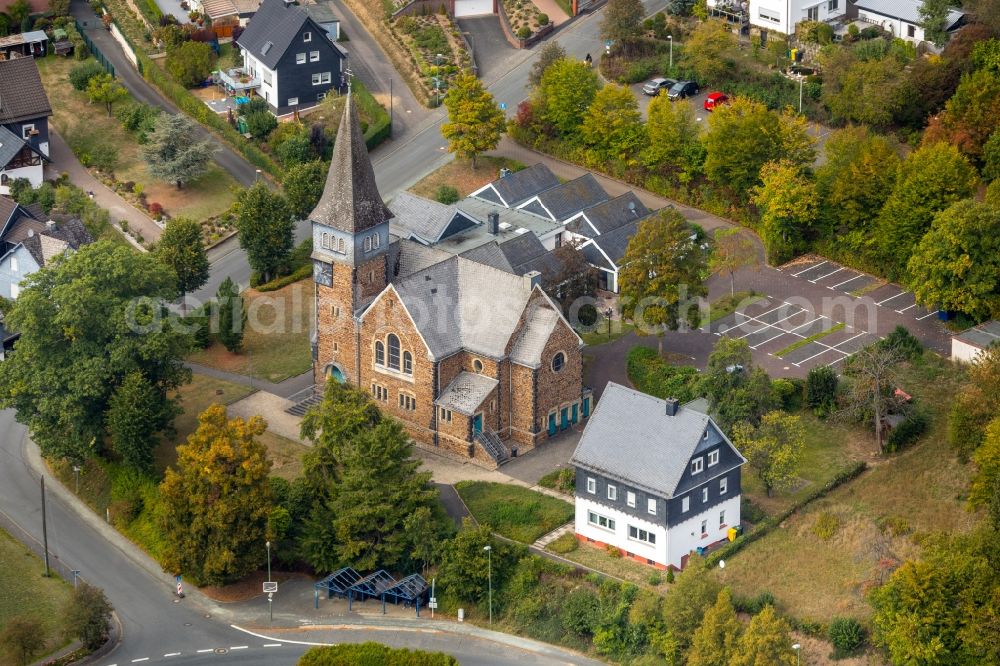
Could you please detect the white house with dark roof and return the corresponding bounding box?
[855,0,965,44]
[571,383,745,570]
[952,321,1000,363]
[0,58,52,194]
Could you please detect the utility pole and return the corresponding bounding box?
[389,78,393,139]
[483,545,492,625]
[41,476,50,577]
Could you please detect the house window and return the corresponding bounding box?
[288,97,299,106]
[296,52,306,64]
[374,340,385,365]
[552,352,565,372]
[691,457,703,474]
[309,50,320,62]
[588,511,615,531]
[333,342,339,351]
[806,6,818,20]
[626,491,636,508]
[364,236,371,252]
[700,519,707,536]
[708,450,719,467]
[440,407,452,422]
[321,233,329,249]
[372,234,380,249]
[702,487,709,503]
[682,496,689,512]
[907,24,916,38]
[586,477,596,494]
[312,72,332,85]
[10,283,19,298]
[607,484,617,501]
[403,351,412,374]
[647,498,657,515]
[303,31,312,42]
[371,384,388,402]
[720,510,726,527]
[387,334,400,370]
[10,256,17,273]
[758,7,780,22]
[628,526,656,545]
[827,0,838,9]
[330,305,340,318]
[399,393,416,411]
[337,237,345,253]
[720,477,728,495]
[21,124,34,139]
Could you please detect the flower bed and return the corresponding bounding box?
[501,0,547,39]
[391,13,473,105]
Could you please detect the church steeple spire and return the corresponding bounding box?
[309,93,393,233]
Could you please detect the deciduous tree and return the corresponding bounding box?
[618,209,708,355]
[922,69,1000,163]
[580,84,646,164]
[658,553,721,657]
[642,96,704,181]
[154,217,209,303]
[166,41,216,87]
[1,616,45,666]
[709,228,758,296]
[688,588,742,666]
[681,19,736,83]
[541,241,598,310]
[948,345,1000,458]
[907,200,1000,319]
[0,242,190,463]
[839,342,906,454]
[233,182,294,283]
[159,405,272,586]
[141,114,215,188]
[732,411,805,496]
[969,417,1000,528]
[819,49,906,128]
[529,42,567,88]
[283,160,328,220]
[920,0,953,47]
[64,584,113,651]
[107,371,175,473]
[536,59,600,135]
[752,160,819,264]
[701,337,777,430]
[441,74,506,168]
[600,0,644,48]
[86,72,128,118]
[730,605,797,666]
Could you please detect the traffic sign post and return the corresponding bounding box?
[499,102,507,111]
[268,592,273,622]
[263,581,278,593]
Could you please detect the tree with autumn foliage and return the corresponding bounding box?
[159,405,273,586]
[709,227,758,296]
[922,68,1000,163]
[580,84,647,164]
[730,605,797,666]
[687,588,742,666]
[731,411,805,496]
[751,160,819,264]
[441,74,506,169]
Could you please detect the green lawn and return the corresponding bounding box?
[713,354,980,624]
[455,481,574,544]
[0,528,74,664]
[554,538,662,588]
[578,319,636,346]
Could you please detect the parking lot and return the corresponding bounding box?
[629,82,714,122]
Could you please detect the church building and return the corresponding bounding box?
[309,95,592,467]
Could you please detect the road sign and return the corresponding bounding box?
[428,601,438,609]
[499,102,507,111]
[263,581,278,593]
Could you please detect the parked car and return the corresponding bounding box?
[642,77,676,96]
[703,91,728,111]
[668,80,699,100]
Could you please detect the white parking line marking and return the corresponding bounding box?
[196,649,213,653]
[830,274,864,289]
[263,644,283,647]
[830,332,865,349]
[896,304,917,313]
[915,310,938,321]
[753,302,797,319]
[164,653,181,657]
[750,331,788,349]
[877,290,909,305]
[131,660,149,663]
[793,347,842,367]
[231,646,249,650]
[810,267,844,282]
[792,260,827,277]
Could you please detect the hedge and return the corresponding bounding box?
[626,346,700,403]
[704,461,868,568]
[298,643,458,666]
[254,263,312,292]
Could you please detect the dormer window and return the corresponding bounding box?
[708,450,719,467]
[691,457,703,474]
[303,31,312,42]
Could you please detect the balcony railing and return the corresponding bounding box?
[215,67,260,92]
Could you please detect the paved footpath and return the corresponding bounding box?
[47,128,162,245]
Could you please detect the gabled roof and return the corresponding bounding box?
[389,192,477,244]
[586,217,642,268]
[854,0,964,29]
[0,125,25,169]
[571,383,744,499]
[510,303,560,367]
[236,0,328,69]
[566,192,649,238]
[458,242,516,273]
[471,164,560,208]
[3,216,93,267]
[0,196,18,231]
[436,371,498,415]
[517,173,609,221]
[309,94,393,234]
[0,57,52,124]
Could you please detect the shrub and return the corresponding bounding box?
[244,110,278,139]
[647,572,662,586]
[606,543,622,558]
[537,13,548,26]
[812,511,840,541]
[298,643,458,665]
[547,532,579,554]
[434,184,459,204]
[735,590,776,614]
[626,346,700,402]
[238,96,269,116]
[69,60,106,91]
[828,617,866,658]
[741,496,767,523]
[878,325,923,360]
[772,378,802,410]
[148,202,163,218]
[884,409,929,453]
[806,365,838,414]
[517,25,531,39]
[666,569,675,583]
[621,59,657,84]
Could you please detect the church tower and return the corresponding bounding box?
[311,93,393,386]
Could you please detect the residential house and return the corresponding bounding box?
[952,320,1000,363]
[310,94,592,468]
[200,0,261,25]
[235,0,347,115]
[563,192,650,292]
[0,196,93,299]
[0,57,51,194]
[571,383,745,570]
[855,0,965,44]
[711,0,847,36]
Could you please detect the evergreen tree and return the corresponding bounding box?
[154,217,209,303]
[141,114,215,188]
[441,74,506,168]
[659,553,721,657]
[107,371,176,473]
[688,588,742,666]
[730,605,797,666]
[216,277,245,353]
[159,405,272,586]
[233,182,294,283]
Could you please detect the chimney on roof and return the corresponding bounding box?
[665,397,679,416]
[45,220,56,231]
[487,210,499,235]
[524,270,542,289]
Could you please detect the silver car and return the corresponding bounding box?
[642,77,676,96]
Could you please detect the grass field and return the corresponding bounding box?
[714,354,981,624]
[555,538,663,588]
[0,528,74,664]
[408,157,525,200]
[187,279,313,383]
[455,481,574,544]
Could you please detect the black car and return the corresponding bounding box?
[667,80,699,100]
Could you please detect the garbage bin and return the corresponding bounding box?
[727,527,738,542]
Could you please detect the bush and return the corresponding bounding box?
[772,378,802,410]
[806,365,838,414]
[298,643,458,666]
[626,346,700,402]
[255,262,312,292]
[517,25,532,39]
[666,569,674,583]
[878,325,923,360]
[606,543,622,558]
[735,590,776,614]
[434,184,459,204]
[547,532,579,554]
[238,96,269,116]
[812,511,840,541]
[70,60,106,91]
[621,59,657,84]
[537,13,549,26]
[538,467,575,494]
[828,617,866,658]
[245,110,278,139]
[647,572,662,586]
[884,409,929,453]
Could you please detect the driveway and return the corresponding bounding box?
[458,15,519,84]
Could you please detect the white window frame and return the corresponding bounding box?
[586,477,596,494]
[626,491,636,508]
[647,498,657,515]
[303,31,312,42]
[607,484,617,501]
[708,449,719,467]
[691,457,704,474]
[682,496,689,512]
[700,519,707,536]
[588,511,615,532]
[628,525,656,545]
[720,477,728,495]
[21,124,34,139]
[10,282,19,298]
[309,50,320,62]
[702,487,709,503]
[720,510,726,527]
[296,52,306,64]
[312,72,332,85]
[10,256,17,273]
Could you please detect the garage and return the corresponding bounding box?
[454,0,494,17]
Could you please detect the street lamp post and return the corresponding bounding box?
[668,35,673,71]
[266,540,272,622]
[605,307,613,340]
[792,643,801,666]
[798,75,804,114]
[483,545,492,625]
[73,465,81,494]
[255,168,261,183]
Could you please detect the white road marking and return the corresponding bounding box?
[896,304,917,313]
[830,332,866,350]
[793,347,843,367]
[263,643,283,647]
[916,310,938,321]
[231,625,331,647]
[791,260,827,277]
[196,649,213,653]
[877,290,909,305]
[750,331,788,349]
[131,659,149,663]
[810,267,844,282]
[830,274,864,289]
[164,653,181,658]
[230,646,249,650]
